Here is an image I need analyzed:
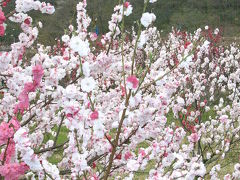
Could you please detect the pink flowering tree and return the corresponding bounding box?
[1,0,240,179]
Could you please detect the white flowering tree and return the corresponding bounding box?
[0,0,240,179]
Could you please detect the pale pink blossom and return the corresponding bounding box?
[126,75,139,89]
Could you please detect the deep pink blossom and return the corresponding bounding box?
[90,111,99,120]
[126,75,139,89]
[121,85,126,97]
[0,118,20,145]
[24,18,31,25]
[0,140,15,164]
[124,2,130,8]
[0,9,6,24]
[0,24,5,37]
[14,66,44,114]
[0,9,5,37]
[124,152,132,160]
[0,122,14,145]
[14,91,29,114]
[9,118,20,131]
[32,65,44,86]
[23,82,36,92]
[0,162,29,180]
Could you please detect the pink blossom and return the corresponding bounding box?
[0,24,5,37]
[14,65,44,114]
[9,118,20,131]
[0,162,29,180]
[0,119,20,145]
[124,2,130,8]
[124,152,132,160]
[0,140,15,164]
[121,85,126,96]
[24,18,31,25]
[0,8,6,37]
[23,82,36,92]
[219,115,228,123]
[14,91,29,114]
[224,174,231,180]
[40,3,55,14]
[90,111,99,120]
[188,133,200,143]
[90,33,98,41]
[139,149,146,157]
[32,65,44,86]
[0,9,6,24]
[0,122,14,145]
[126,75,139,89]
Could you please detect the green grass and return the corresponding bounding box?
[40,126,69,164]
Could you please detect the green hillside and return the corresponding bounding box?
[1,0,240,45]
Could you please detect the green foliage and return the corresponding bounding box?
[1,0,240,45]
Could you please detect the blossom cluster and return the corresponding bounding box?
[0,8,5,36]
[0,0,240,179]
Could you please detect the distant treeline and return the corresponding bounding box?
[1,0,240,45]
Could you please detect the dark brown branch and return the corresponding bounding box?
[20,114,36,127]
[59,152,108,175]
[119,123,148,147]
[104,133,114,147]
[35,140,69,154]
[0,74,12,77]
[6,10,16,18]
[103,90,132,180]
[1,138,10,165]
[60,169,71,175]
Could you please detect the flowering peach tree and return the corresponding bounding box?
[0,0,240,179]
